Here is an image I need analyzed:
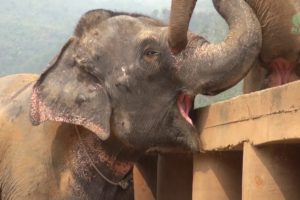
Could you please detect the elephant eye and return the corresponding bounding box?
[143,48,160,63]
[145,50,159,56]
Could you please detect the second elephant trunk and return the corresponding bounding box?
[244,0,300,64]
[173,0,262,95]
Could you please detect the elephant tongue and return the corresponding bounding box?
[177,93,193,125]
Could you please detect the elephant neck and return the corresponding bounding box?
[72,125,139,189]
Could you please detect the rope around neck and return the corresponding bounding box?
[75,125,130,189]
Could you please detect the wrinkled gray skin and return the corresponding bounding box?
[244,0,300,92]
[0,0,261,199]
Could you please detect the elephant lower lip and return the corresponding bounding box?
[177,93,194,126]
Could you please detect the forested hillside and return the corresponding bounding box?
[0,0,240,107]
[0,0,95,75]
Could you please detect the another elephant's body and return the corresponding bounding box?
[0,74,133,200]
[244,0,300,91]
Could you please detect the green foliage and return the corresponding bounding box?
[291,12,300,34]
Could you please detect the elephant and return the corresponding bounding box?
[0,0,261,199]
[243,0,300,92]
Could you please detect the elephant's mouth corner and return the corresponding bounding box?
[177,93,196,126]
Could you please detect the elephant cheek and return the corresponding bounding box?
[110,111,132,141]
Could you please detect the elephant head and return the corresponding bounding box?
[30,0,261,152]
[243,0,300,90]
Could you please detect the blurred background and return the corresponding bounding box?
[0,0,242,107]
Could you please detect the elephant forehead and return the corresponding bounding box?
[79,18,168,55]
[102,15,166,38]
[105,16,145,32]
[136,27,167,41]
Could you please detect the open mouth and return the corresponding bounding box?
[177,93,195,126]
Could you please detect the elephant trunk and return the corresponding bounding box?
[169,0,262,95]
[168,0,197,54]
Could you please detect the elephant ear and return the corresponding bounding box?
[30,37,111,140]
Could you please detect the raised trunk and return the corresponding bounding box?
[168,0,197,53]
[176,0,262,95]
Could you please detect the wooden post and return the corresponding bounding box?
[193,152,242,200]
[133,166,156,200]
[157,153,193,200]
[133,154,158,200]
[243,143,300,200]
